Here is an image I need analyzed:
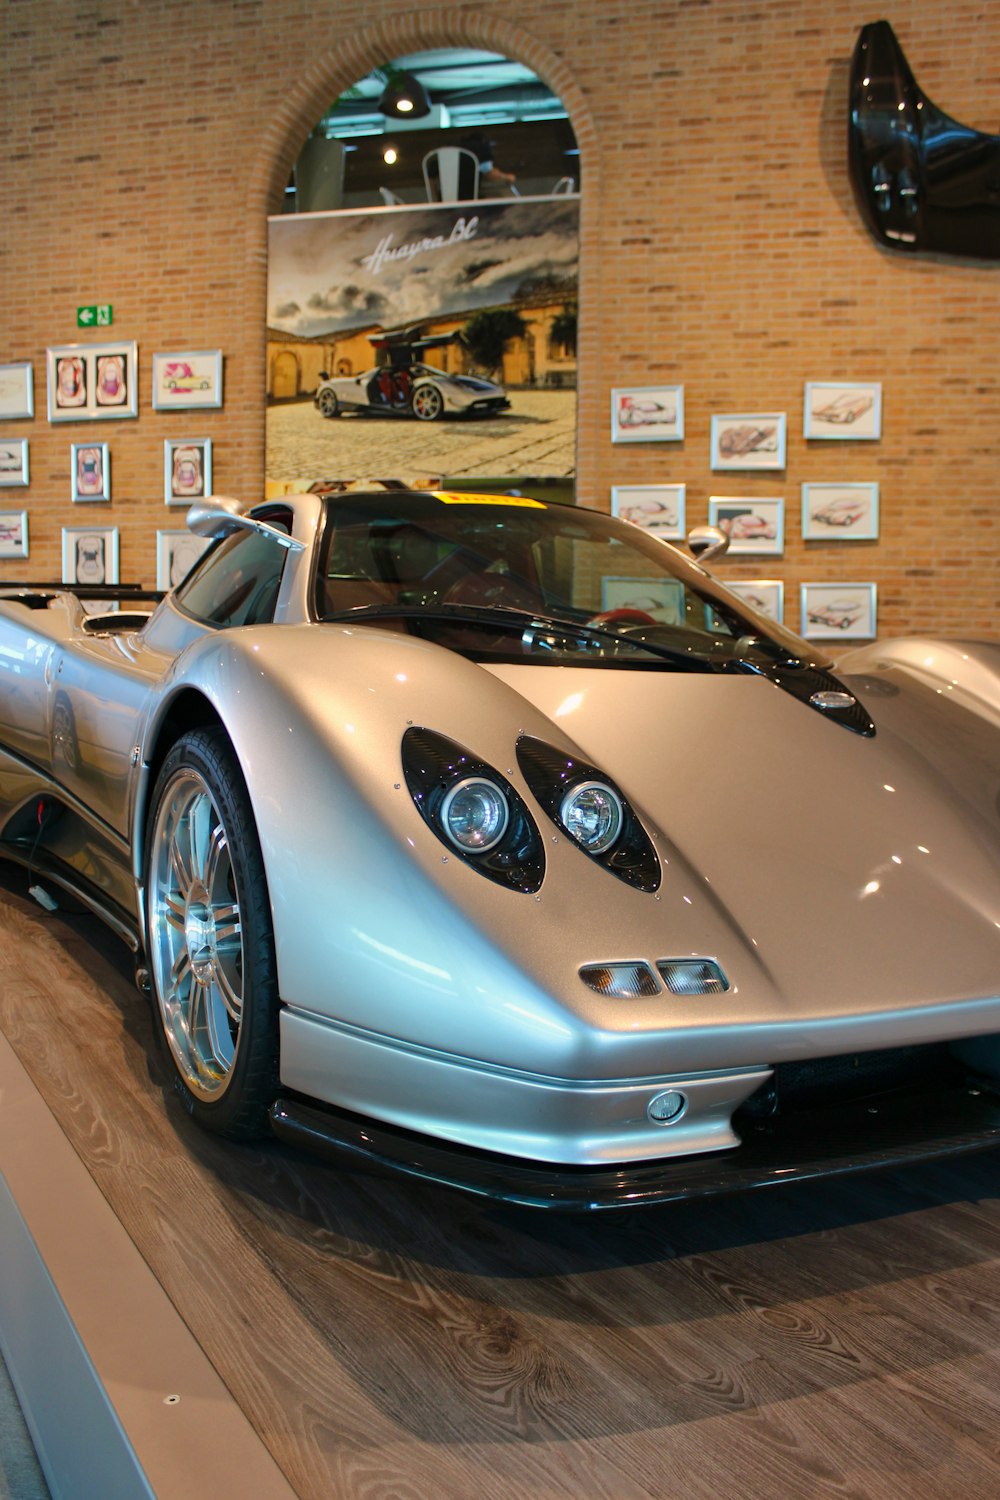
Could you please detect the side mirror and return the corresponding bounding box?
[687,525,730,565]
[186,495,305,552]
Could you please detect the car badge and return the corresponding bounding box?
[809,690,857,711]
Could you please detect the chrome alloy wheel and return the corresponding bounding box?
[148,767,245,1100]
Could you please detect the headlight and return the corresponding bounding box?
[516,736,660,892]
[401,728,544,893]
[560,781,623,854]
[441,777,509,852]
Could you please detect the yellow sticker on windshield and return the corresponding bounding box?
[433,491,546,508]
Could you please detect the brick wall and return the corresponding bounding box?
[1,0,997,636]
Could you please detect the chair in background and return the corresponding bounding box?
[422,147,480,202]
[379,186,404,205]
[551,176,576,195]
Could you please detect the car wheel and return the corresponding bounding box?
[317,387,340,418]
[145,727,278,1138]
[412,383,444,421]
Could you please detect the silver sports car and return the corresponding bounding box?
[314,363,509,422]
[1,489,999,1209]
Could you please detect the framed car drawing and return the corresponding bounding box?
[711,413,786,470]
[152,351,223,410]
[611,484,685,540]
[0,362,33,421]
[800,582,877,640]
[71,442,110,503]
[0,440,29,488]
[708,496,784,555]
[802,482,879,540]
[804,382,882,440]
[0,510,28,559]
[156,529,210,589]
[47,342,138,422]
[164,438,212,505]
[611,385,684,443]
[61,526,119,586]
[726,579,784,624]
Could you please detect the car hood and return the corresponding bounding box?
[484,660,1000,1015]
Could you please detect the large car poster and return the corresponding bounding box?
[266,197,578,494]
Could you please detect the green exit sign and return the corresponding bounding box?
[76,304,113,328]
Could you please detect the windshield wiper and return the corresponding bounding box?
[322,600,717,670]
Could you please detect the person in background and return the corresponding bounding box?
[460,133,517,192]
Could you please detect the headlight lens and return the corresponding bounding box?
[441,777,509,852]
[560,781,623,854]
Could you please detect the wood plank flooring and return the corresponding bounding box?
[1,863,1000,1499]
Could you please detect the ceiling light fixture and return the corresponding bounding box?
[377,72,432,120]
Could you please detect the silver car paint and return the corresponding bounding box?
[0,492,998,1168]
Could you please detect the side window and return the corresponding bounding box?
[174,528,287,628]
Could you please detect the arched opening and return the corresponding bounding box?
[263,39,581,503]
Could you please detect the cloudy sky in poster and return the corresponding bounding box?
[267,199,579,339]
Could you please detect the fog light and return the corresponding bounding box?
[648,1090,686,1124]
[657,959,729,995]
[579,962,660,998]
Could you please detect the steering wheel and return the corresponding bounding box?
[587,607,657,627]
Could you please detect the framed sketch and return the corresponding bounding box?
[0,362,33,420]
[800,582,877,640]
[802,482,879,540]
[0,510,28,559]
[61,526,119,586]
[727,579,784,624]
[708,496,784,555]
[611,484,685,540]
[164,438,212,505]
[611,385,684,443]
[71,442,110,503]
[153,350,223,410]
[804,382,881,440]
[711,413,786,470]
[47,342,138,421]
[601,576,685,623]
[0,439,29,487]
[156,529,210,589]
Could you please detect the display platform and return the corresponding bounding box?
[3,867,1000,1500]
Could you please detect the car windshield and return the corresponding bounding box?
[314,491,826,669]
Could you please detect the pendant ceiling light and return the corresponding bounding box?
[377,72,432,120]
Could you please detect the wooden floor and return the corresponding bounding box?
[2,866,1000,1500]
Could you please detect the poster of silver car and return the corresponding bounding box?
[0,362,33,421]
[0,511,28,559]
[804,382,881,440]
[611,386,684,443]
[611,484,685,538]
[800,582,877,639]
[0,440,28,488]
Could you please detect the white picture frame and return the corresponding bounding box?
[47,342,138,422]
[0,439,29,487]
[804,382,882,440]
[727,579,784,624]
[611,385,684,443]
[164,438,212,505]
[711,413,786,470]
[0,510,29,559]
[71,442,110,503]
[708,496,784,555]
[153,350,223,410]
[600,575,686,623]
[802,482,879,540]
[61,526,119,586]
[611,484,685,540]
[0,362,34,421]
[156,529,210,590]
[800,582,877,640]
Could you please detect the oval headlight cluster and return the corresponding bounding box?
[560,781,623,855]
[401,728,544,892]
[516,736,660,892]
[441,777,510,852]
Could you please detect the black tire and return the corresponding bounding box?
[144,727,278,1138]
[317,387,340,418]
[411,382,444,421]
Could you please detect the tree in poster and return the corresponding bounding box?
[461,309,528,379]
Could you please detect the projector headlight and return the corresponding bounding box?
[441,777,509,852]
